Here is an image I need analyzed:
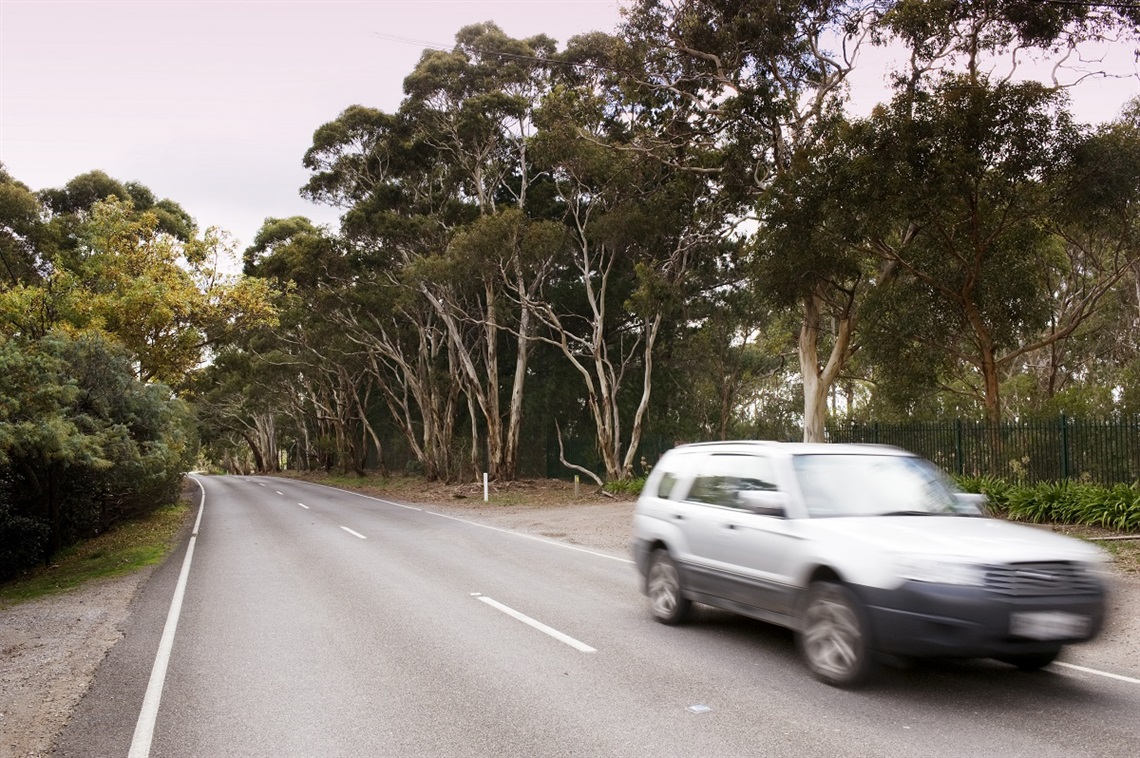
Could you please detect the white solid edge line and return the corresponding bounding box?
[428,509,634,565]
[128,477,204,758]
[1054,661,1140,685]
[281,479,630,563]
[340,525,367,540]
[476,595,596,653]
[316,483,422,511]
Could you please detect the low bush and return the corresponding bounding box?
[954,476,1140,532]
[604,477,646,497]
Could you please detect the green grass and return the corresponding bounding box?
[0,501,191,608]
[1099,539,1140,575]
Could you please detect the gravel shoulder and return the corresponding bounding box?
[2,478,1137,757]
[0,571,151,758]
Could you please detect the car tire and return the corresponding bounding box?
[996,648,1062,671]
[797,581,874,688]
[647,549,691,625]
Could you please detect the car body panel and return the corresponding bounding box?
[633,441,1110,665]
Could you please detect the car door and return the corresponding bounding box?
[714,454,803,616]
[671,454,749,600]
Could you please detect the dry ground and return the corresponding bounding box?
[1,474,1136,757]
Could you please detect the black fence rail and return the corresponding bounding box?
[544,434,674,481]
[374,415,1140,485]
[828,415,1140,485]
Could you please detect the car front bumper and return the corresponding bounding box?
[858,581,1107,658]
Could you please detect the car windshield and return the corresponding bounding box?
[792,454,961,518]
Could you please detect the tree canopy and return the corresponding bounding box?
[6,3,1140,574]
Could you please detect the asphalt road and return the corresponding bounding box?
[58,475,1140,757]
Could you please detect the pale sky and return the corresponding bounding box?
[2,0,1137,254]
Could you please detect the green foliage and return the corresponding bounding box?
[0,331,195,578]
[201,7,1140,479]
[955,475,1140,532]
[604,477,645,496]
[954,475,1014,514]
[38,170,194,240]
[0,499,189,606]
[0,502,50,581]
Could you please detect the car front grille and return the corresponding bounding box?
[983,562,1099,596]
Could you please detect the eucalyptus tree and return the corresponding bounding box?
[617,0,888,442]
[240,216,397,476]
[0,165,52,290]
[882,0,1140,92]
[656,279,791,442]
[302,24,565,481]
[520,39,724,483]
[618,0,1140,439]
[399,24,565,480]
[996,99,1140,416]
[852,78,1140,421]
[193,347,282,473]
[0,188,275,388]
[300,104,468,480]
[38,169,194,241]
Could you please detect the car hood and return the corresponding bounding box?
[805,516,1106,564]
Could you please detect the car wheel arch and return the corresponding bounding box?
[802,564,845,594]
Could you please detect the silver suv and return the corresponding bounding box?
[633,442,1109,687]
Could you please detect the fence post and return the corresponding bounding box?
[1060,413,1070,481]
[955,419,964,476]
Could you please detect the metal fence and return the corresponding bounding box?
[827,415,1140,485]
[543,434,674,481]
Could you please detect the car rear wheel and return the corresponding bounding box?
[996,648,1062,671]
[647,549,691,625]
[798,581,873,688]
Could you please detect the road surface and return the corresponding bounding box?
[57,475,1140,757]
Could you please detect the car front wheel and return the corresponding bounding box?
[647,549,691,625]
[797,581,873,687]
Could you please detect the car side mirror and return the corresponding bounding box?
[738,490,788,517]
[952,492,988,516]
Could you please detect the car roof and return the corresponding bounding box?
[666,441,913,458]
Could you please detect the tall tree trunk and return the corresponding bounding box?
[798,291,854,443]
[239,431,267,473]
[622,314,663,477]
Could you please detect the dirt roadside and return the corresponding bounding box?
[1,477,1136,758]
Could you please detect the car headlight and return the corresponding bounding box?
[895,557,986,586]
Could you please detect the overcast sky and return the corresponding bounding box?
[2,0,1137,254]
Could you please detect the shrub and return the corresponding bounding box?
[954,475,1140,532]
[0,503,49,581]
[604,477,646,496]
[0,332,194,573]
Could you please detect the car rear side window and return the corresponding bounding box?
[656,471,678,499]
[686,454,779,509]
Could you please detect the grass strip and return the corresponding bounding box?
[0,501,190,608]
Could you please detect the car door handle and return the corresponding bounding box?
[673,514,684,520]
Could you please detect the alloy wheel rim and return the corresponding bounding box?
[803,596,860,677]
[648,561,679,616]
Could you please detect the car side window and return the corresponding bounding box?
[734,460,778,493]
[656,471,678,499]
[687,475,733,506]
[685,454,779,509]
